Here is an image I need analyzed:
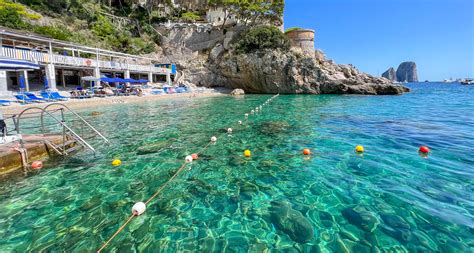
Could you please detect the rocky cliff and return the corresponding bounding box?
[154,26,409,95]
[396,62,418,82]
[382,67,396,81]
[209,47,408,94]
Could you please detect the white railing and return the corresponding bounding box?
[0,47,170,74]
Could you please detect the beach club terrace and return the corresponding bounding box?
[0,28,173,96]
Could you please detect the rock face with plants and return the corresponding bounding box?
[191,26,408,94]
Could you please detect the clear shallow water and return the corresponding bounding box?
[0,83,473,252]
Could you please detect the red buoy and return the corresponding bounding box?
[31,161,43,170]
[419,146,430,154]
[303,149,311,155]
[191,153,199,160]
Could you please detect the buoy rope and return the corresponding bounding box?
[97,94,280,252]
[97,214,135,252]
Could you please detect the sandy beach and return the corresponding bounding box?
[1,92,227,115]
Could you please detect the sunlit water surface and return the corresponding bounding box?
[0,83,473,252]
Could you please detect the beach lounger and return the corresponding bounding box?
[40,91,56,101]
[15,94,34,104]
[151,89,164,95]
[25,93,47,102]
[0,100,11,106]
[50,92,69,100]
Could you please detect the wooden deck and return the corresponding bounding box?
[0,134,67,177]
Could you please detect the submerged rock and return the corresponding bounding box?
[381,213,411,230]
[258,121,291,136]
[136,141,171,155]
[269,201,314,243]
[342,206,380,232]
[90,111,102,116]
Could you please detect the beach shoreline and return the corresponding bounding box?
[1,92,227,115]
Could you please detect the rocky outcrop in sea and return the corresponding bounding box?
[383,62,418,82]
[382,67,396,81]
[209,47,409,95]
[396,62,418,82]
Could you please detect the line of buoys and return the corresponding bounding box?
[98,95,281,252]
[240,94,279,158]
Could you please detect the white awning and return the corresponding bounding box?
[81,76,101,82]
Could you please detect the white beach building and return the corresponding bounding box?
[0,28,173,96]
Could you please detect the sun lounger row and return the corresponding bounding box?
[14,92,69,104]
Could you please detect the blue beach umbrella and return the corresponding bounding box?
[19,75,26,91]
[43,77,49,90]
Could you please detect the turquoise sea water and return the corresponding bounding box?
[0,83,473,252]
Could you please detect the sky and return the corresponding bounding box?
[284,0,474,81]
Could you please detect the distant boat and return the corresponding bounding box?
[460,79,474,85]
[444,78,455,83]
[424,80,429,82]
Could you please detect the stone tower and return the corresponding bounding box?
[285,29,315,56]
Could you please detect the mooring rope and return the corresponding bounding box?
[97,94,280,252]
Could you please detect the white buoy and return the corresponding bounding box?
[251,110,255,114]
[132,202,146,216]
[211,136,217,142]
[227,128,233,134]
[185,155,193,163]
[245,113,249,118]
[238,120,242,125]
[259,106,262,110]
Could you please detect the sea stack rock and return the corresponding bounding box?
[382,67,396,81]
[396,62,418,82]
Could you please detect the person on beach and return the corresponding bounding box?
[0,109,6,138]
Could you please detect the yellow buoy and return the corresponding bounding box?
[355,145,364,153]
[244,150,251,157]
[112,159,122,167]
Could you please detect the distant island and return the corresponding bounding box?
[382,62,418,82]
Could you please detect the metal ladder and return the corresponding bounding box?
[12,103,109,156]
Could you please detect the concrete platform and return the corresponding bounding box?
[0,134,69,177]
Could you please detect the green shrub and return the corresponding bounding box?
[33,25,72,40]
[0,0,40,29]
[285,27,303,33]
[92,15,115,38]
[180,11,200,22]
[234,26,291,54]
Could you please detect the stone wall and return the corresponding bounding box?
[285,29,315,57]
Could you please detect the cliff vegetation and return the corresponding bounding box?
[0,0,283,54]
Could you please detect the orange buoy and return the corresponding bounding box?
[419,146,430,155]
[191,153,199,160]
[31,161,43,170]
[303,148,311,155]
